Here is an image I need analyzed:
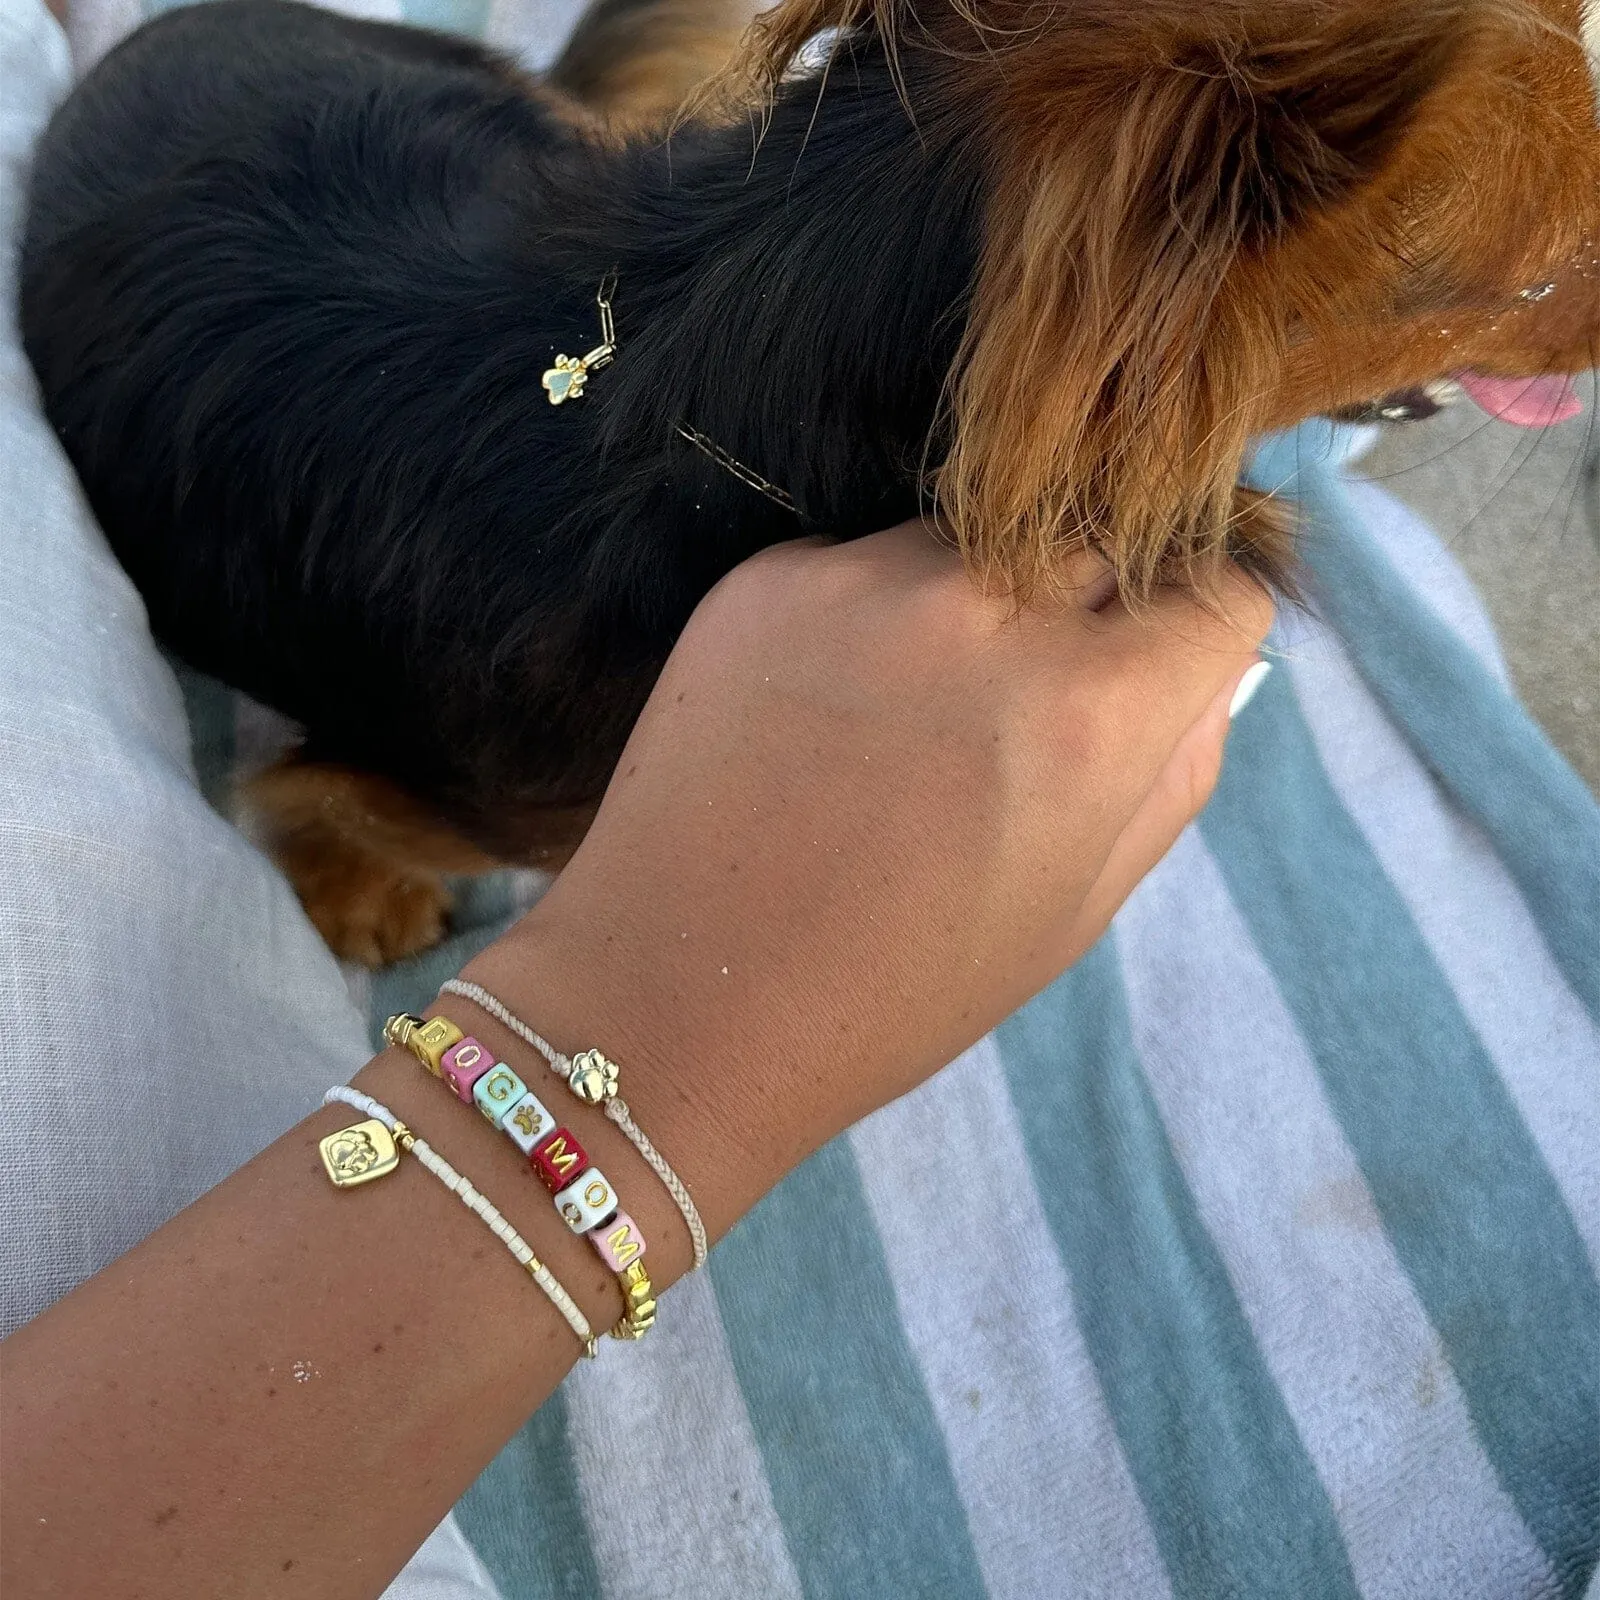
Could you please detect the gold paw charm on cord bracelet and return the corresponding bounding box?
[568,1048,620,1105]
[542,274,617,405]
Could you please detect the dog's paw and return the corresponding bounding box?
[288,847,452,967]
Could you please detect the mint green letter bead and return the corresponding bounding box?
[473,1062,528,1127]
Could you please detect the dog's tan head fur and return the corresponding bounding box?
[736,0,1600,596]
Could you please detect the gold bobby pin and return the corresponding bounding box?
[674,421,799,514]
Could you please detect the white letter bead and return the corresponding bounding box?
[501,1091,558,1155]
[554,1167,618,1233]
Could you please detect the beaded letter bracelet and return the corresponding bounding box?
[385,1014,657,1341]
[439,977,708,1270]
[318,1085,596,1355]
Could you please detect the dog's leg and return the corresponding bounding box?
[244,760,602,966]
[242,760,507,967]
[548,0,759,126]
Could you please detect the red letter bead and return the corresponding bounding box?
[589,1210,646,1272]
[442,1036,494,1102]
[554,1167,618,1233]
[531,1127,588,1192]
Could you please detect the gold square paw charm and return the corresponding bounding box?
[320,1119,400,1188]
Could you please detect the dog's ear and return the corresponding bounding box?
[1147,0,1481,245]
[732,0,885,96]
[936,0,1497,598]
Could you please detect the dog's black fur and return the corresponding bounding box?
[20,0,980,849]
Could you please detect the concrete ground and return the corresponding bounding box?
[1354,376,1600,794]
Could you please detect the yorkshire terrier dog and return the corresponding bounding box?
[20,0,1600,962]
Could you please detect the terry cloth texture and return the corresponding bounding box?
[4,0,1598,1593]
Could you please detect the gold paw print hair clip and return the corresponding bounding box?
[542,272,618,405]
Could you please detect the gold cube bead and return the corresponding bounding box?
[383,1013,422,1047]
[604,1254,662,1344]
[607,1257,656,1341]
[384,1013,463,1077]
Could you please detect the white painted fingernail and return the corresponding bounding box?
[1228,660,1272,719]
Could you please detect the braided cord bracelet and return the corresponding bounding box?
[320,1085,597,1356]
[439,977,709,1271]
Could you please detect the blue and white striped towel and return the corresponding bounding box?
[353,430,1598,1600]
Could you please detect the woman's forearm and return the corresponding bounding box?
[0,916,785,1599]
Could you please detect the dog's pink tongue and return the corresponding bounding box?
[1457,372,1583,427]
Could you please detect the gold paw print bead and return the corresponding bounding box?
[568,1049,619,1105]
[541,354,588,404]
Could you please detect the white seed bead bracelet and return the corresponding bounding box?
[320,1085,596,1356]
[438,977,709,1271]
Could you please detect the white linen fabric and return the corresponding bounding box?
[0,8,491,1589]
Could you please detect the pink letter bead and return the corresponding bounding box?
[441,1036,494,1102]
[501,1090,558,1154]
[589,1210,646,1272]
[554,1167,618,1233]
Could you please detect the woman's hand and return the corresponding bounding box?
[469,523,1273,1251]
[3,520,1270,1600]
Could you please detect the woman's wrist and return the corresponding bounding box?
[349,902,809,1337]
[454,900,826,1277]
